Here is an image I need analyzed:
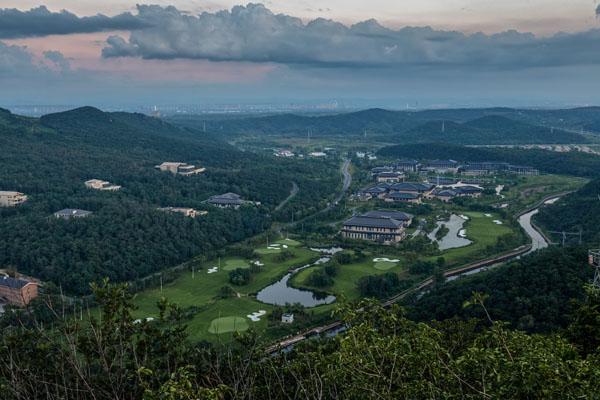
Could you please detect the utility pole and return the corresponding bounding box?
[588,250,600,289]
[548,229,583,246]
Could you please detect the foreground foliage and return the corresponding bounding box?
[1,279,599,399]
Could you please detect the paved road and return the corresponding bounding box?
[274,181,299,212]
[287,159,351,227]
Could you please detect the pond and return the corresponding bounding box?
[256,257,336,307]
[428,214,473,250]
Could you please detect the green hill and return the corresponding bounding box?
[0,107,337,294]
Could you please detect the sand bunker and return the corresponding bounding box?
[247,310,267,322]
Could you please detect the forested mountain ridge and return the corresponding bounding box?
[535,178,600,245]
[173,107,595,144]
[0,107,339,294]
[378,142,600,178]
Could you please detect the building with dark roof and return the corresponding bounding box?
[394,160,419,172]
[0,276,38,306]
[385,192,421,204]
[362,210,413,226]
[54,208,93,220]
[376,171,405,183]
[424,160,459,173]
[508,165,540,176]
[207,193,259,209]
[389,182,435,194]
[362,186,388,199]
[341,215,406,243]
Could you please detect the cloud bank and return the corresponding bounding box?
[0,6,147,39]
[99,3,600,70]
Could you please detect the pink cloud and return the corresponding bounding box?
[5,31,276,84]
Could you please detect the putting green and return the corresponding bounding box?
[208,316,249,334]
[276,239,301,247]
[374,261,398,270]
[222,258,250,271]
[255,247,281,255]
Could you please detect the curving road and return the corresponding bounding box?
[275,181,299,212]
[265,192,565,354]
[287,159,351,227]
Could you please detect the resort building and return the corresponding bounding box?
[389,182,435,195]
[508,165,540,176]
[155,162,206,176]
[157,207,207,218]
[84,179,121,191]
[394,160,420,172]
[207,193,258,209]
[376,171,405,183]
[281,313,294,324]
[361,210,413,227]
[341,214,407,244]
[0,276,38,306]
[384,192,421,204]
[54,208,93,220]
[424,160,460,174]
[0,191,28,207]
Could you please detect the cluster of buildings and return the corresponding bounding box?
[372,159,539,179]
[359,180,483,204]
[341,210,413,244]
[0,191,28,207]
[155,162,206,176]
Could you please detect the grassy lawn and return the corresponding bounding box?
[292,212,515,301]
[435,211,513,265]
[132,242,320,342]
[500,175,587,211]
[222,257,250,270]
[291,255,407,301]
[208,316,249,334]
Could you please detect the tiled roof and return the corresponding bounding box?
[343,216,404,229]
[387,192,420,199]
[362,210,413,221]
[390,182,434,192]
[54,208,93,217]
[0,276,30,289]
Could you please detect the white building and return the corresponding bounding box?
[155,162,206,176]
[281,313,294,324]
[157,207,207,218]
[84,179,121,191]
[0,191,28,207]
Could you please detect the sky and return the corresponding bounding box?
[1,1,600,109]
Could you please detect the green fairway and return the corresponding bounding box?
[292,255,406,300]
[132,241,319,342]
[276,238,301,247]
[374,260,398,270]
[255,246,282,255]
[439,211,515,265]
[222,257,250,270]
[208,316,249,334]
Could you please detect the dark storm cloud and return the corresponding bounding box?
[100,3,600,70]
[0,6,149,39]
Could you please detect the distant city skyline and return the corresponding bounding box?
[2,1,600,108]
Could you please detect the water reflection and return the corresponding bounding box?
[428,214,473,250]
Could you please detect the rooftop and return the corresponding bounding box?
[0,276,31,290]
[362,210,413,221]
[54,208,93,217]
[344,216,404,229]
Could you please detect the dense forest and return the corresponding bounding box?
[170,107,592,144]
[0,107,339,294]
[1,280,598,399]
[535,178,600,245]
[407,246,593,333]
[378,143,600,178]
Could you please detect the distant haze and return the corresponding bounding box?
[1,1,600,108]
